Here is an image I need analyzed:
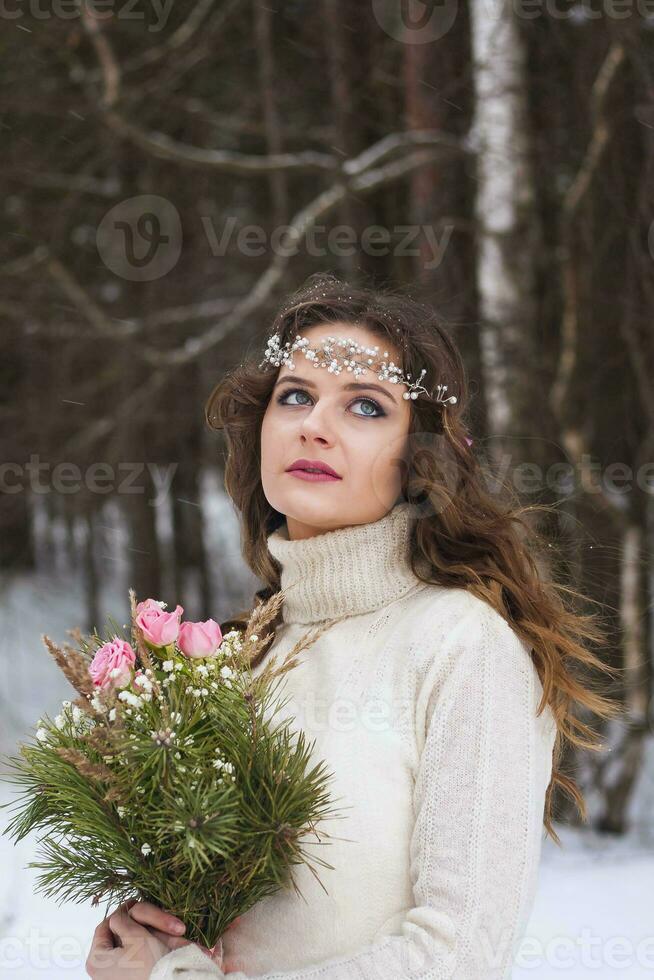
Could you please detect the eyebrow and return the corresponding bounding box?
[273,373,399,405]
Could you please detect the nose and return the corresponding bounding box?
[298,401,336,445]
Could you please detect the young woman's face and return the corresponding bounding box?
[260,322,412,540]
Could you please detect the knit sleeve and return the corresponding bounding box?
[150,604,556,980]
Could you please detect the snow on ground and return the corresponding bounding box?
[514,826,654,979]
[0,802,102,979]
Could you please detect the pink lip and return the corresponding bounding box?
[286,458,342,480]
[288,470,341,483]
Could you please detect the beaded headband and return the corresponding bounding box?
[258,332,458,405]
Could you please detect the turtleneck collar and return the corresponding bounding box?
[266,501,422,625]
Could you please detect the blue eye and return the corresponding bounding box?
[276,387,386,418]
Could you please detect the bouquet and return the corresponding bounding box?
[0,589,344,949]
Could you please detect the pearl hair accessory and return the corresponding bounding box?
[259,332,458,405]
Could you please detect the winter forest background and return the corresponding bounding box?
[1,1,654,977]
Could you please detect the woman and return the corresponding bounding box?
[86,273,620,980]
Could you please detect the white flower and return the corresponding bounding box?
[134,674,153,691]
[116,806,127,818]
[54,714,66,730]
[62,699,71,708]
[35,728,49,743]
[118,691,143,709]
[108,708,117,722]
[224,679,232,689]
[250,634,259,643]
[220,666,234,679]
[141,843,152,856]
[175,663,184,671]
[195,664,208,677]
[162,660,174,672]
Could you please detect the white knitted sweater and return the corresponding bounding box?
[150,501,557,980]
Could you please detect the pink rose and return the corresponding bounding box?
[135,598,184,648]
[89,638,136,690]
[178,619,223,659]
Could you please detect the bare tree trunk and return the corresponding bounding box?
[82,508,101,634]
[253,0,288,228]
[321,0,362,279]
[172,454,212,621]
[403,38,443,281]
[123,476,162,604]
[468,3,541,442]
[621,524,648,723]
[595,508,651,834]
[401,8,487,438]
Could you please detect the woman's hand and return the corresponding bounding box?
[86,899,224,978]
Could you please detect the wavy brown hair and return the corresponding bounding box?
[206,271,624,846]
